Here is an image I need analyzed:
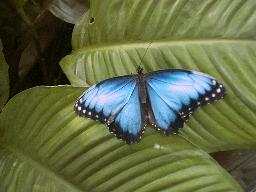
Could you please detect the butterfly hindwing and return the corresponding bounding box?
[146,84,184,134]
[146,69,225,134]
[108,84,145,143]
[74,76,145,143]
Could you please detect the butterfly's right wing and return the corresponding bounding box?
[145,69,225,134]
[74,76,145,143]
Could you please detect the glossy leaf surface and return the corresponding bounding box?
[0,86,242,191]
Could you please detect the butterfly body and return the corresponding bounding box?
[74,68,225,144]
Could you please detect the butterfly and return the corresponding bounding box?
[74,67,225,144]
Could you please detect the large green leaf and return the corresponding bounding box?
[0,39,9,110]
[72,0,256,49]
[0,86,242,191]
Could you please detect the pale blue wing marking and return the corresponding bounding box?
[109,84,144,143]
[147,84,177,131]
[75,77,136,123]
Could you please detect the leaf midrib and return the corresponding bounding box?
[72,39,256,53]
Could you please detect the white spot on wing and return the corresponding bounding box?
[78,106,81,111]
[217,88,221,93]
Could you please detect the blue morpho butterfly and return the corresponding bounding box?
[74,67,225,144]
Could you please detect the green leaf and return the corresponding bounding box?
[0,86,242,191]
[72,10,90,50]
[72,0,256,50]
[0,39,9,110]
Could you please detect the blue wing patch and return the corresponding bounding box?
[74,76,145,143]
[108,84,145,143]
[146,69,225,134]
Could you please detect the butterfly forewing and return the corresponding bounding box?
[74,75,145,143]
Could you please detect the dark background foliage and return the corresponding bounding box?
[0,0,72,97]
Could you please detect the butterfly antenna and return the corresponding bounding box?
[136,42,153,73]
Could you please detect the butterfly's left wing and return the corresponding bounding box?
[145,69,225,134]
[74,76,145,143]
